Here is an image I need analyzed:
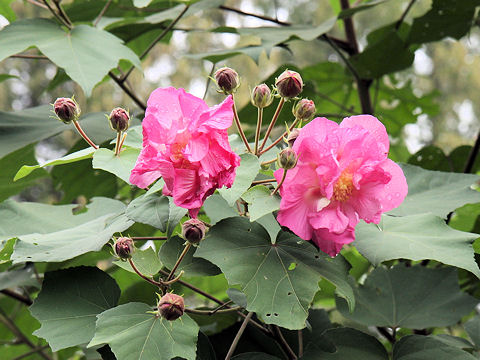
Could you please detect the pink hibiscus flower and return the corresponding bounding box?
[130,87,241,218]
[274,115,407,256]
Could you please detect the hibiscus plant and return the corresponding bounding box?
[1,1,480,360]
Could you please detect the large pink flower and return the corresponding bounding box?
[130,87,241,217]
[274,115,407,256]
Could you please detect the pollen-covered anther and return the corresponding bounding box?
[333,172,354,202]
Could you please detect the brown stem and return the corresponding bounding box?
[297,330,303,358]
[271,169,287,196]
[251,178,276,185]
[203,62,216,100]
[13,345,50,360]
[118,132,128,151]
[0,309,51,360]
[0,290,32,306]
[132,236,167,241]
[225,312,253,360]
[272,325,297,360]
[210,300,233,314]
[259,118,299,155]
[396,0,417,29]
[114,131,122,156]
[185,306,241,315]
[94,0,113,27]
[166,243,191,281]
[42,0,71,29]
[52,0,72,27]
[120,4,190,82]
[162,270,184,285]
[258,98,285,152]
[128,258,163,287]
[26,0,48,9]
[72,120,99,149]
[254,108,263,155]
[232,94,252,153]
[261,158,277,166]
[9,54,48,60]
[109,71,147,110]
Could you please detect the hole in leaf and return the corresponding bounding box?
[314,255,319,259]
[266,313,271,317]
[287,292,292,296]
[274,313,278,316]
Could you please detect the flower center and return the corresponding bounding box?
[333,171,354,202]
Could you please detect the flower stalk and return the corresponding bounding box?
[232,94,252,153]
[166,243,192,281]
[258,97,285,153]
[72,120,98,150]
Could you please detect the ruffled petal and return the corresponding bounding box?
[312,227,355,257]
[340,115,389,154]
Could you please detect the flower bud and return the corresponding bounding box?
[287,128,301,148]
[109,107,130,132]
[53,97,80,124]
[251,84,273,108]
[277,148,297,170]
[275,70,303,98]
[293,99,315,121]
[215,67,239,94]
[182,219,206,244]
[114,237,135,260]
[158,293,185,321]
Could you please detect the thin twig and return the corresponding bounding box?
[52,0,72,27]
[463,128,480,173]
[13,345,50,360]
[298,330,303,358]
[72,120,99,150]
[258,98,285,152]
[210,300,233,314]
[254,107,263,155]
[94,0,113,27]
[271,169,287,195]
[166,243,191,281]
[396,0,417,29]
[9,54,48,60]
[261,158,277,166]
[114,131,122,156]
[120,4,190,82]
[42,0,71,29]
[109,71,147,110]
[259,117,299,155]
[162,270,184,285]
[251,179,276,185]
[203,62,216,100]
[26,0,48,9]
[128,258,163,287]
[232,94,253,153]
[185,306,241,315]
[225,312,254,360]
[0,290,33,306]
[132,236,168,241]
[272,325,297,360]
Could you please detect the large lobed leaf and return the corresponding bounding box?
[30,267,120,351]
[0,19,141,96]
[89,302,199,360]
[195,217,354,329]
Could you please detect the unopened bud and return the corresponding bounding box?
[293,99,315,121]
[251,84,273,108]
[287,128,301,148]
[275,70,303,98]
[158,293,185,321]
[53,97,80,124]
[114,237,135,259]
[182,219,206,244]
[277,148,297,170]
[215,67,239,94]
[109,107,130,132]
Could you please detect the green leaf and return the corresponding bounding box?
[114,247,162,277]
[355,213,480,277]
[336,265,477,328]
[14,147,95,181]
[242,185,280,222]
[337,0,390,19]
[0,265,38,291]
[195,217,354,329]
[0,144,48,202]
[0,0,15,22]
[226,288,247,308]
[389,164,480,218]
[302,328,389,360]
[218,153,260,206]
[0,19,141,96]
[133,0,153,7]
[203,193,238,225]
[0,73,18,82]
[393,335,478,360]
[407,0,480,45]
[88,302,199,360]
[0,238,14,264]
[9,197,133,263]
[126,192,187,236]
[408,145,451,171]
[92,147,140,184]
[159,236,220,277]
[465,315,480,349]
[144,0,225,24]
[30,266,120,351]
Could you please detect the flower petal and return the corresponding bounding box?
[340,115,389,154]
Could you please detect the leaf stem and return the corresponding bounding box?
[259,117,299,155]
[162,270,184,285]
[251,178,276,185]
[203,62,216,100]
[396,0,417,29]
[232,94,253,153]
[272,325,297,360]
[128,258,163,287]
[261,158,277,166]
[0,289,32,306]
[258,98,285,153]
[41,0,71,29]
[109,71,147,110]
[225,312,253,360]
[271,169,287,195]
[297,330,303,358]
[52,0,72,27]
[166,243,191,281]
[254,108,263,155]
[94,0,113,27]
[185,306,241,315]
[131,236,168,241]
[12,345,50,360]
[72,120,99,149]
[114,131,122,156]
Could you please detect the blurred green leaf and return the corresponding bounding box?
[30,266,120,351]
[337,0,390,19]
[0,19,141,96]
[89,302,199,360]
[0,0,15,22]
[355,213,480,277]
[0,265,38,291]
[195,217,354,329]
[337,265,477,328]
[408,145,451,171]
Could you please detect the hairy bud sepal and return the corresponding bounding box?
[182,219,206,245]
[251,84,274,108]
[275,70,303,99]
[114,237,135,260]
[277,148,298,170]
[158,293,185,321]
[293,99,315,121]
[109,107,130,132]
[215,67,239,95]
[53,97,80,124]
